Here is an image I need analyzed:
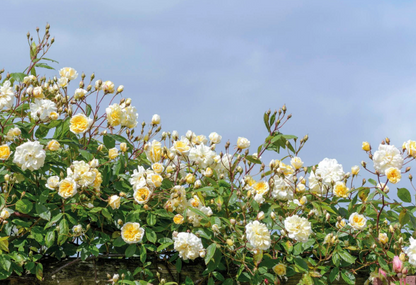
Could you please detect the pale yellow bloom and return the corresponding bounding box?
[49,111,58,120]
[204,167,213,177]
[0,208,11,220]
[47,140,60,151]
[109,148,119,160]
[351,165,360,176]
[362,142,371,151]
[290,157,304,170]
[92,168,102,190]
[226,239,234,246]
[0,145,11,160]
[253,181,269,195]
[134,186,151,204]
[273,263,286,277]
[185,173,195,184]
[120,142,127,152]
[172,139,190,155]
[151,114,161,125]
[108,195,121,209]
[379,232,388,244]
[151,163,164,174]
[58,178,77,199]
[386,167,401,184]
[146,140,162,163]
[106,103,124,127]
[173,214,184,224]
[333,182,349,198]
[59,67,78,80]
[70,114,92,134]
[121,222,144,244]
[349,213,366,230]
[336,219,346,229]
[33,86,44,99]
[102,81,115,93]
[237,137,250,149]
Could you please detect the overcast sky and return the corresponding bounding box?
[2,0,416,194]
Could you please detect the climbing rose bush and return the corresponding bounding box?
[1,25,416,285]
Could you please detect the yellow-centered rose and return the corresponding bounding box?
[70,113,92,134]
[0,145,11,160]
[386,167,401,184]
[121,222,144,244]
[273,263,287,276]
[58,178,77,199]
[173,214,184,224]
[109,148,119,160]
[47,140,60,151]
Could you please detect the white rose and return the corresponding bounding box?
[284,215,313,243]
[13,141,46,171]
[245,221,271,250]
[405,237,416,266]
[0,80,15,110]
[46,176,60,190]
[59,67,78,81]
[173,232,204,260]
[209,132,222,144]
[151,114,161,125]
[348,212,367,231]
[108,195,121,209]
[237,137,250,149]
[373,144,403,173]
[290,157,304,170]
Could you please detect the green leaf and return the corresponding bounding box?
[79,149,93,161]
[175,258,182,273]
[103,135,116,149]
[338,250,356,264]
[125,244,137,258]
[35,125,49,139]
[57,219,69,246]
[35,62,55,70]
[205,243,216,265]
[399,209,410,226]
[45,231,55,248]
[367,178,377,186]
[146,213,156,226]
[378,256,389,271]
[0,237,9,252]
[157,242,173,252]
[42,57,59,63]
[36,203,51,221]
[45,213,63,229]
[329,267,339,283]
[398,188,412,203]
[146,228,157,243]
[245,155,262,164]
[185,276,194,285]
[36,263,43,281]
[294,257,308,272]
[16,199,33,214]
[9,73,27,82]
[186,206,209,220]
[140,245,147,263]
[341,270,355,285]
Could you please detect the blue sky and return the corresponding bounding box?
[2,0,416,193]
